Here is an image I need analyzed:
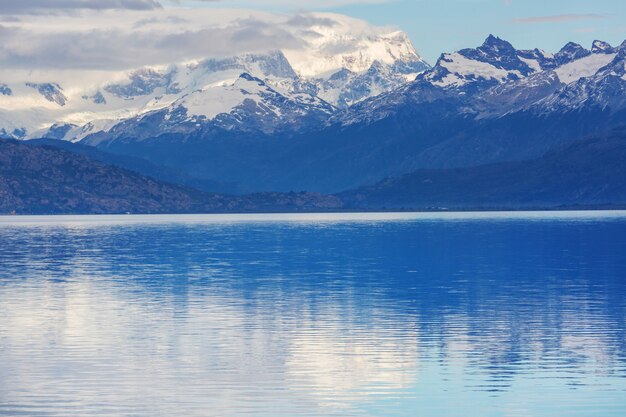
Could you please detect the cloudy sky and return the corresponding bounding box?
[0,0,624,69]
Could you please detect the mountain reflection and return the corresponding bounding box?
[1,215,625,416]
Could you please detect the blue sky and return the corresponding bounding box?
[180,0,626,64]
[1,0,624,70]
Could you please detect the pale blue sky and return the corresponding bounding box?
[179,0,626,64]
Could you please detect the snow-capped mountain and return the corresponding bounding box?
[83,73,336,144]
[3,30,625,193]
[423,35,621,91]
[534,46,626,113]
[0,13,429,142]
[336,36,626,125]
[284,27,429,107]
[421,35,623,96]
[423,35,539,91]
[0,51,325,141]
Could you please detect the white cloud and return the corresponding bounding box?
[0,9,304,70]
[0,8,401,76]
[0,0,162,13]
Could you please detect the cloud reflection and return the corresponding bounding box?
[1,217,626,416]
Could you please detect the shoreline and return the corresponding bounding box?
[2,205,626,217]
[2,209,626,226]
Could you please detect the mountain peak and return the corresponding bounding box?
[591,40,615,54]
[483,35,512,49]
[237,72,265,85]
[558,42,587,55]
[283,25,426,79]
[456,35,533,76]
[478,35,518,58]
[555,42,590,65]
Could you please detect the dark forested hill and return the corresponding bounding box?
[0,139,341,214]
[3,127,626,215]
[26,139,242,194]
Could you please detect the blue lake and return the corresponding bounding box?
[1,212,625,417]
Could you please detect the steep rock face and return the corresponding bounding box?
[592,40,615,54]
[25,83,68,106]
[554,42,591,66]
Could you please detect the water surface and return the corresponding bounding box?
[1,211,625,416]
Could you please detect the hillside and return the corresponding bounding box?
[26,139,241,194]
[340,129,626,210]
[0,139,341,214]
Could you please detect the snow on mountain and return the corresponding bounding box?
[534,47,626,113]
[308,58,428,108]
[555,52,617,84]
[335,36,626,126]
[477,71,563,117]
[2,27,623,144]
[85,73,336,144]
[423,36,544,90]
[0,54,322,141]
[0,13,428,141]
[283,14,427,78]
[473,39,626,117]
[591,40,615,54]
[421,36,622,94]
[281,14,429,108]
[428,52,524,87]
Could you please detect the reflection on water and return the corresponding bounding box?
[0,212,625,416]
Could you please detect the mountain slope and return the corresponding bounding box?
[5,34,625,198]
[340,129,626,209]
[0,13,428,141]
[81,36,626,195]
[0,139,341,214]
[26,139,241,194]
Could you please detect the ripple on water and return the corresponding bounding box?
[1,212,626,416]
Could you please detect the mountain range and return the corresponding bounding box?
[0,17,428,142]
[3,127,625,214]
[79,35,626,194]
[1,27,625,213]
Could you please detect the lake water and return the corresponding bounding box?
[1,212,625,417]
